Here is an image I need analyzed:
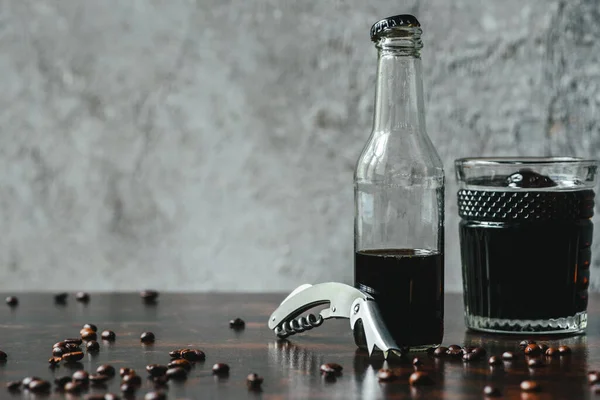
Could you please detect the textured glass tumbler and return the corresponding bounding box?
[455,157,598,334]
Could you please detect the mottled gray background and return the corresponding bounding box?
[0,0,599,292]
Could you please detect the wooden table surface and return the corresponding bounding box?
[0,292,599,399]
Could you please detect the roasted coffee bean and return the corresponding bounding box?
[558,345,571,355]
[229,317,245,329]
[87,340,100,353]
[101,330,116,341]
[73,370,89,383]
[54,292,68,303]
[168,358,192,371]
[140,290,159,303]
[472,347,487,357]
[54,376,72,388]
[502,351,515,360]
[461,346,475,355]
[97,364,116,377]
[462,352,482,362]
[447,344,461,351]
[53,346,66,357]
[546,347,560,357]
[82,323,98,332]
[377,368,395,382]
[89,374,110,384]
[81,329,97,341]
[412,357,423,366]
[76,292,90,303]
[145,391,167,400]
[64,381,84,394]
[527,358,545,368]
[104,394,121,400]
[212,363,230,375]
[6,381,21,392]
[120,383,137,395]
[28,379,51,393]
[169,349,183,359]
[181,349,206,362]
[488,356,502,365]
[589,371,600,385]
[320,363,343,374]
[166,367,188,380]
[140,332,155,343]
[146,364,168,377]
[5,296,18,307]
[54,341,67,348]
[119,367,135,377]
[246,373,264,389]
[433,346,448,357]
[519,339,536,349]
[520,380,541,392]
[48,356,62,366]
[409,371,433,386]
[122,374,142,387]
[537,343,549,353]
[151,376,169,389]
[0,350,7,360]
[64,338,83,345]
[65,343,81,352]
[524,344,542,356]
[447,348,463,357]
[483,385,501,397]
[62,351,84,363]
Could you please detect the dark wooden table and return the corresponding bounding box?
[0,293,599,399]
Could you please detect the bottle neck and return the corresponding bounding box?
[372,47,426,134]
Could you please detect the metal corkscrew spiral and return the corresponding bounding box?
[274,313,324,338]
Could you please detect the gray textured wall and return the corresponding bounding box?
[1,0,599,292]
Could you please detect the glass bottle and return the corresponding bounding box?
[354,15,445,351]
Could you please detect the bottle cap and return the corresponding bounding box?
[370,14,420,41]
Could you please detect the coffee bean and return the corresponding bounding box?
[62,351,84,363]
[168,359,192,371]
[322,370,337,382]
[87,340,100,353]
[377,368,395,382]
[462,352,481,362]
[520,380,541,392]
[0,350,7,360]
[140,290,159,303]
[76,292,90,303]
[89,374,110,384]
[122,374,142,387]
[48,356,62,366]
[488,356,502,365]
[169,349,183,359]
[28,379,51,393]
[140,332,155,343]
[461,346,475,355]
[120,382,137,395]
[166,367,188,380]
[589,371,600,385]
[447,344,461,351]
[246,373,264,389]
[483,385,501,397]
[229,318,245,329]
[433,346,448,357]
[104,394,121,400]
[54,341,67,348]
[181,349,206,362]
[64,338,83,345]
[5,296,18,307]
[546,347,560,357]
[537,343,549,353]
[119,367,135,377]
[412,357,423,366]
[320,363,343,374]
[212,363,230,375]
[73,370,89,384]
[97,365,116,377]
[502,351,515,360]
[409,371,433,386]
[527,358,545,368]
[472,347,487,357]
[6,381,21,392]
[145,391,167,400]
[64,381,84,394]
[524,344,542,356]
[146,364,168,377]
[65,343,81,351]
[81,329,97,341]
[446,348,462,357]
[558,345,571,355]
[54,376,72,388]
[101,330,116,341]
[519,339,536,349]
[53,346,66,357]
[152,375,169,388]
[54,293,68,304]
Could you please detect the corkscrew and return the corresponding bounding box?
[267,282,404,359]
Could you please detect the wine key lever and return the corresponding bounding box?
[267,282,404,359]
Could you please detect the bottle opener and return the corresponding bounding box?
[267,282,404,359]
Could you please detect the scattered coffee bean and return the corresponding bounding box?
[54,341,67,348]
[520,380,541,392]
[0,350,7,360]
[89,374,110,384]
[64,381,84,394]
[101,330,116,341]
[140,332,155,343]
[462,352,482,362]
[62,351,84,363]
[5,296,18,307]
[28,379,51,393]
[140,290,159,303]
[169,349,183,359]
[65,343,82,351]
[120,367,135,377]
[558,345,571,355]
[146,364,168,377]
[488,356,502,365]
[53,346,66,357]
[409,371,434,386]
[81,329,97,341]
[527,358,545,368]
[589,371,600,385]
[319,363,343,375]
[21,377,41,388]
[145,391,167,400]
[64,338,83,345]
[97,364,116,377]
[538,343,549,353]
[73,370,90,384]
[229,318,245,329]
[413,357,423,366]
[151,375,169,389]
[166,367,188,380]
[168,359,192,371]
[502,351,515,360]
[6,381,21,392]
[48,356,62,366]
[377,368,395,382]
[181,349,206,362]
[83,323,98,332]
[483,385,501,397]
[433,346,448,357]
[54,292,68,303]
[76,292,90,303]
[447,348,463,357]
[104,394,121,400]
[524,344,542,356]
[87,340,100,353]
[447,344,461,351]
[54,376,72,388]
[546,347,560,357]
[120,382,137,395]
[461,346,475,355]
[246,373,264,389]
[519,339,536,349]
[472,347,487,357]
[212,363,230,375]
[122,374,142,387]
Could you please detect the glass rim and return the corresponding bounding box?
[455,157,599,167]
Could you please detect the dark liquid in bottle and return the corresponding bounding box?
[354,249,444,348]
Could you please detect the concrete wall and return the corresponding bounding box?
[0,0,599,291]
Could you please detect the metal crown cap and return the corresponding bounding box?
[370,14,421,41]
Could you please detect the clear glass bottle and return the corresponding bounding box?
[354,15,445,351]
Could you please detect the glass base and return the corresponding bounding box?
[465,312,587,335]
